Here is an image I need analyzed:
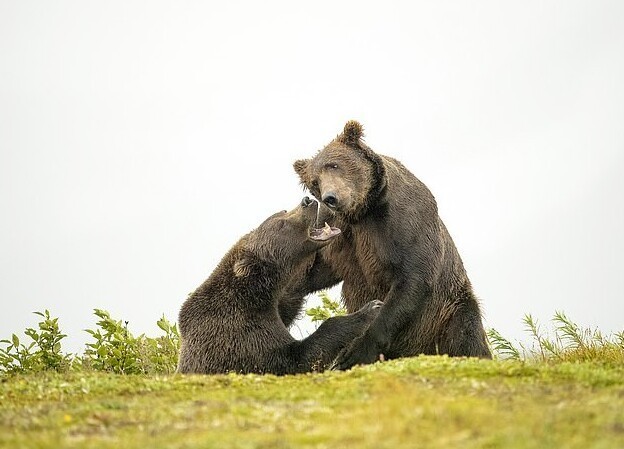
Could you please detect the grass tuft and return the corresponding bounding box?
[488,311,624,366]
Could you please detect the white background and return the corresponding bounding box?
[1,1,623,353]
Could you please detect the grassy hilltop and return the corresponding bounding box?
[1,357,623,449]
[1,306,623,449]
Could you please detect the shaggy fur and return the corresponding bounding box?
[177,197,381,375]
[293,121,491,369]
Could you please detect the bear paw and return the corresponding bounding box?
[331,333,382,371]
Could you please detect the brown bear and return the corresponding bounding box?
[293,121,491,369]
[177,196,382,375]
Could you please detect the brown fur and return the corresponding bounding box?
[293,121,491,369]
[177,198,381,375]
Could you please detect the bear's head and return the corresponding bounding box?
[233,197,340,277]
[293,120,386,221]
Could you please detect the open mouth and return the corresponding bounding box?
[309,222,341,241]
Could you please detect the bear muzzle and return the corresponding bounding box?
[321,191,338,208]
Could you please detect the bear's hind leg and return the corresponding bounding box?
[441,302,491,359]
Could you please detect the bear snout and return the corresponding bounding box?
[301,196,316,208]
[322,192,338,208]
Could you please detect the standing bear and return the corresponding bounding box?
[177,197,382,375]
[293,121,491,369]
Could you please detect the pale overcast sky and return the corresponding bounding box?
[1,1,623,354]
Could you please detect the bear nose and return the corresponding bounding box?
[301,196,314,208]
[322,192,337,208]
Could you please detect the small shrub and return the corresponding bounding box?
[0,310,72,374]
[83,309,144,374]
[138,315,180,374]
[1,309,180,375]
[82,309,180,375]
[306,291,346,323]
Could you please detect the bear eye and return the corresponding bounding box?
[311,179,319,188]
[325,163,339,170]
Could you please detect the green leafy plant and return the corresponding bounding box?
[81,309,180,374]
[0,310,72,373]
[1,309,179,375]
[305,290,346,322]
[83,309,143,374]
[139,315,180,374]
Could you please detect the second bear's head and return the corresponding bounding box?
[293,120,387,222]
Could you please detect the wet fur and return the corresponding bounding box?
[177,201,380,375]
[293,122,491,364]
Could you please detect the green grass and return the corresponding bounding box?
[2,307,623,448]
[2,356,623,449]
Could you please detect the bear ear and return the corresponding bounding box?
[338,120,364,146]
[233,258,253,277]
[293,159,310,183]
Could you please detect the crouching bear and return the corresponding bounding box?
[293,121,491,369]
[177,197,382,375]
